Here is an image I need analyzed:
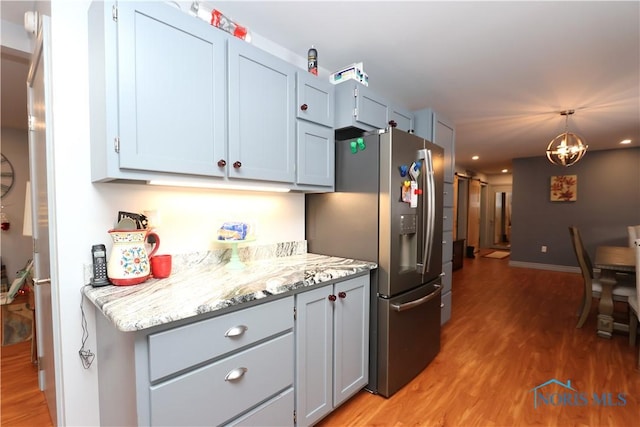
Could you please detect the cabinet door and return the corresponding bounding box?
[295,286,333,427]
[117,2,226,176]
[432,113,455,183]
[297,122,334,187]
[297,73,334,127]
[355,85,389,129]
[333,275,369,407]
[388,104,414,133]
[228,38,296,183]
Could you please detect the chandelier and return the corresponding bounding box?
[546,110,588,166]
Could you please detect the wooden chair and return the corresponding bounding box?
[568,226,635,328]
[629,239,640,369]
[0,259,33,305]
[628,225,640,247]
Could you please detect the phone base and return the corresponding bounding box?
[90,278,110,287]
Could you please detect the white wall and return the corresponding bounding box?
[0,128,32,279]
[46,2,305,425]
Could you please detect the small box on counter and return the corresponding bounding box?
[218,222,249,240]
[329,62,369,86]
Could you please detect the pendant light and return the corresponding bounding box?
[546,110,588,166]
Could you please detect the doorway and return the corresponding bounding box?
[490,186,512,250]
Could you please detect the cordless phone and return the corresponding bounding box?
[91,244,110,287]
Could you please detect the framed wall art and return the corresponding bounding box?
[550,175,577,202]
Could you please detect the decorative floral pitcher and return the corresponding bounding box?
[107,229,160,286]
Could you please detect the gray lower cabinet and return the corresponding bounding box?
[150,334,294,426]
[295,274,370,426]
[95,296,295,426]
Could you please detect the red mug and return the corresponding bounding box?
[150,254,172,279]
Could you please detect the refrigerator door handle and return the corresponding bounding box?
[419,148,436,275]
[390,284,441,312]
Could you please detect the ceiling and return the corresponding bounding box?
[2,1,638,175]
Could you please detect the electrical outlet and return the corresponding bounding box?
[541,246,547,253]
[83,263,93,285]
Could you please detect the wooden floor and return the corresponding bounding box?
[0,340,52,426]
[319,252,640,427]
[1,252,638,426]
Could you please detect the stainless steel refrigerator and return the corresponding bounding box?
[306,127,443,397]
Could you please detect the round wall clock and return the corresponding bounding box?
[1,153,16,198]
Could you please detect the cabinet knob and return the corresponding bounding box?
[388,120,397,128]
[338,291,347,299]
[224,367,248,382]
[328,294,337,302]
[217,159,227,167]
[300,103,308,111]
[233,161,242,169]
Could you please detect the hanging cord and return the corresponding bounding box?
[79,288,95,369]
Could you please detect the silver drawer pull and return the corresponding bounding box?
[224,325,248,337]
[225,367,248,382]
[440,303,445,308]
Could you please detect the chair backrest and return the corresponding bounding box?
[569,226,595,299]
[628,225,640,247]
[634,238,640,305]
[0,259,33,305]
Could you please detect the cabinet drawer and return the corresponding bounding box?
[443,183,454,207]
[442,231,453,263]
[441,261,452,294]
[443,207,454,232]
[441,290,452,325]
[148,296,293,381]
[226,387,294,426]
[150,332,294,426]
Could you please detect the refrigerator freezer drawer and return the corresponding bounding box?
[376,281,441,397]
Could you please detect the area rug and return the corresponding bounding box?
[483,251,510,259]
[2,303,33,346]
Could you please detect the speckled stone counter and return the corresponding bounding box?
[83,241,377,332]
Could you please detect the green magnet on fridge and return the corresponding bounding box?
[357,138,366,150]
[350,141,358,153]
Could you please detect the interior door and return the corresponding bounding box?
[27,15,57,425]
[467,179,481,253]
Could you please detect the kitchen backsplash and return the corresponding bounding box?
[170,240,307,275]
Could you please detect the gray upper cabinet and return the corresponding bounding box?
[388,104,414,133]
[296,73,335,189]
[334,82,389,131]
[414,108,455,183]
[432,113,456,184]
[228,38,296,184]
[296,72,334,127]
[89,1,334,192]
[296,122,334,187]
[89,1,227,180]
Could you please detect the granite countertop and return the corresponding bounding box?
[83,251,377,332]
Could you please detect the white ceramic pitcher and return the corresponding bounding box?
[107,229,160,286]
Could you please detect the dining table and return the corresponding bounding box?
[594,245,636,339]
